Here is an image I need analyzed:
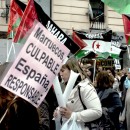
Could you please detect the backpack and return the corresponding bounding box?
[78,86,116,130]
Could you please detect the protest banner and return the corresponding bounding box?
[0,21,70,108]
[73,30,112,42]
[34,1,83,54]
[14,0,81,54]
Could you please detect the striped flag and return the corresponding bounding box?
[13,0,81,54]
[122,15,130,45]
[7,0,25,39]
[13,0,38,43]
[73,31,121,59]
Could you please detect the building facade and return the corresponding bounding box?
[0,0,124,33]
[0,0,129,67]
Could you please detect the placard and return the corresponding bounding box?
[1,22,70,108]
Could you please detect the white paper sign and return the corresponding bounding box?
[0,22,70,108]
[114,59,121,70]
[115,64,121,70]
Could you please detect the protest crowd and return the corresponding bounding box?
[0,57,130,130]
[1,0,130,130]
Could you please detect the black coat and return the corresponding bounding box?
[96,88,122,130]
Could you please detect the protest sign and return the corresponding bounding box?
[0,21,70,108]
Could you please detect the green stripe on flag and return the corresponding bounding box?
[110,53,120,59]
[75,50,90,59]
[96,52,110,59]
[101,0,130,14]
[128,37,130,45]
[12,18,21,30]
[8,18,22,39]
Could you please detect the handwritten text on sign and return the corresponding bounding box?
[1,22,70,107]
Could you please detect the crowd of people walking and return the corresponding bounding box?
[0,58,130,130]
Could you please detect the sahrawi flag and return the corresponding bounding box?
[13,0,38,43]
[101,0,130,14]
[122,15,130,45]
[73,31,121,59]
[7,0,26,39]
[75,40,121,59]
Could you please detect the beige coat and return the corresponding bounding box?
[66,78,102,130]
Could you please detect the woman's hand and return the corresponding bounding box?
[59,107,72,119]
[53,107,59,118]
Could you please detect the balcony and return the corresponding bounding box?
[89,0,105,30]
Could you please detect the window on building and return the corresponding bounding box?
[0,32,7,39]
[89,0,105,30]
[89,0,104,22]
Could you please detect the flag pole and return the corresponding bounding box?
[127,45,130,60]
[6,43,13,62]
[6,39,9,62]
[6,31,16,62]
[11,30,16,56]
[92,59,96,83]
[0,95,17,124]
[12,31,16,59]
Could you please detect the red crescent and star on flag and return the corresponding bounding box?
[92,40,113,52]
[92,40,100,51]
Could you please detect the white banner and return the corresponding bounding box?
[0,22,70,108]
[53,76,66,107]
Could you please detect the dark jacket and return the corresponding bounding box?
[119,75,128,107]
[0,98,39,130]
[119,75,127,92]
[45,87,58,130]
[96,88,122,130]
[38,100,50,130]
